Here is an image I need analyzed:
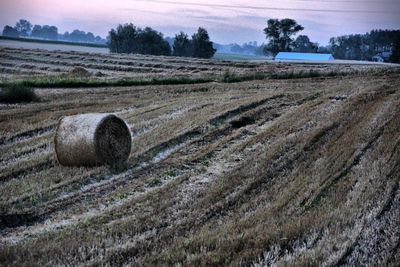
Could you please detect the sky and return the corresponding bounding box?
[0,0,399,45]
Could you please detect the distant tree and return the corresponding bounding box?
[86,32,95,43]
[4,18,105,44]
[173,32,192,57]
[2,25,20,37]
[108,23,171,55]
[231,44,244,54]
[60,29,104,43]
[329,30,400,62]
[191,27,216,58]
[223,42,265,56]
[108,29,118,52]
[69,29,88,42]
[241,42,257,54]
[293,35,318,53]
[95,35,105,44]
[41,25,58,40]
[330,35,365,60]
[352,34,363,60]
[31,25,43,38]
[14,19,32,36]
[63,31,70,39]
[109,24,137,53]
[390,37,400,63]
[137,27,171,55]
[254,44,266,56]
[317,46,330,54]
[263,18,304,57]
[108,24,215,57]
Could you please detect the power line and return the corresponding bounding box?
[289,0,398,3]
[133,0,399,14]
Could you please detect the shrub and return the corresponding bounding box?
[0,84,40,103]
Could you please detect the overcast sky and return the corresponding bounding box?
[0,0,399,45]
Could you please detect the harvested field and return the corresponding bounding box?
[0,39,109,54]
[0,46,393,82]
[0,46,400,266]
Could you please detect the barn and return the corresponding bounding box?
[275,52,334,61]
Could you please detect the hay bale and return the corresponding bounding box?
[69,66,91,77]
[54,113,132,168]
[95,71,105,77]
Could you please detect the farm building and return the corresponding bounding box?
[372,51,392,62]
[275,52,334,61]
[372,55,384,62]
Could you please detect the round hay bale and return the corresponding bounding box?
[69,66,91,77]
[95,71,105,77]
[54,113,132,168]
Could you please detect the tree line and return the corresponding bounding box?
[227,42,265,56]
[262,18,400,63]
[219,35,317,57]
[329,30,400,62]
[2,19,106,44]
[108,24,216,58]
[2,19,216,59]
[3,18,399,62]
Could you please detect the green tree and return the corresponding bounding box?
[30,24,59,40]
[263,18,304,56]
[173,32,192,57]
[137,27,171,56]
[2,25,20,37]
[293,35,318,53]
[14,19,32,36]
[42,25,58,40]
[31,25,43,38]
[108,23,138,53]
[329,30,400,62]
[191,27,216,59]
[107,24,171,55]
[390,37,400,63]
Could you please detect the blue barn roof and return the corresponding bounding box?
[275,52,334,61]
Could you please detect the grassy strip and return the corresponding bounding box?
[221,69,352,83]
[0,35,108,48]
[0,76,215,89]
[270,69,349,79]
[2,68,398,89]
[221,70,268,83]
[223,67,400,83]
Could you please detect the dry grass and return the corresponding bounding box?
[68,66,91,77]
[0,47,399,266]
[1,46,396,83]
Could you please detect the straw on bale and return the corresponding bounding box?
[69,66,91,77]
[54,113,132,167]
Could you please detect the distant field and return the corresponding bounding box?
[2,38,395,66]
[0,46,394,82]
[0,47,400,266]
[0,36,107,48]
[213,52,269,61]
[0,39,109,54]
